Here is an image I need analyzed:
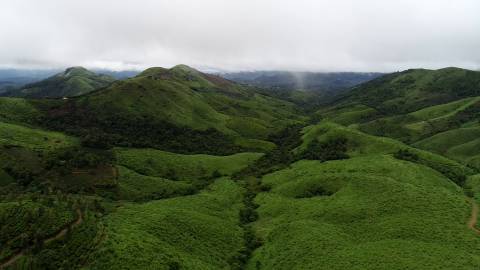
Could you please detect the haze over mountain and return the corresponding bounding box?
[2,1,480,269]
[1,1,480,71]
[2,67,115,98]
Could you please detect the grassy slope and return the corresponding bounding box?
[0,121,78,151]
[334,67,480,114]
[87,179,244,270]
[65,65,304,149]
[115,166,194,201]
[319,68,480,165]
[414,127,480,168]
[12,67,115,98]
[248,156,480,269]
[295,121,472,178]
[114,147,263,180]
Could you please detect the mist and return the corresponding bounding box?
[1,0,479,72]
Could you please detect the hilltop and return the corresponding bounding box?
[2,67,115,98]
[36,64,305,153]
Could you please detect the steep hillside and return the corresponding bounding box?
[320,68,480,167]
[330,67,480,115]
[3,67,115,98]
[37,65,305,153]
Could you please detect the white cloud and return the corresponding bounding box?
[1,0,479,71]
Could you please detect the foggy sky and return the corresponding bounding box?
[1,0,480,72]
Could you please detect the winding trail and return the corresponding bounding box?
[468,198,480,234]
[0,209,83,269]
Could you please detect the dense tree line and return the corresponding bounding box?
[37,102,244,155]
[300,137,349,161]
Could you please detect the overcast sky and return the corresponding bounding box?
[1,0,480,72]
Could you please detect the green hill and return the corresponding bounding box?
[3,67,115,98]
[320,68,480,169]
[331,67,480,115]
[36,65,304,153]
[3,65,480,269]
[248,156,479,269]
[87,179,245,270]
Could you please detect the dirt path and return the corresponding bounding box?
[45,209,83,244]
[0,209,83,269]
[468,198,480,234]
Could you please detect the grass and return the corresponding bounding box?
[86,178,244,270]
[114,147,263,180]
[115,166,195,201]
[295,121,473,186]
[0,121,78,152]
[11,67,115,98]
[322,104,378,126]
[414,127,480,169]
[409,97,480,121]
[247,156,480,269]
[57,65,305,149]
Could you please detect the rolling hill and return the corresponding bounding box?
[2,67,115,98]
[2,65,480,269]
[320,67,480,168]
[36,64,305,153]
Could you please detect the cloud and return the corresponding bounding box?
[1,0,479,71]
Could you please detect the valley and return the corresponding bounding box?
[1,65,480,269]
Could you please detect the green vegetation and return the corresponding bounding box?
[115,166,195,201]
[3,67,115,98]
[414,127,480,169]
[0,195,77,262]
[2,65,480,269]
[115,147,263,180]
[87,179,244,270]
[0,97,40,124]
[0,121,78,151]
[248,156,479,269]
[34,65,305,153]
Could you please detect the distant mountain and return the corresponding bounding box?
[219,71,383,109]
[2,67,115,98]
[220,71,383,91]
[0,69,59,94]
[91,69,140,79]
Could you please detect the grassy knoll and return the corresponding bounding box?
[247,156,480,269]
[86,179,244,270]
[114,147,263,180]
[296,122,473,185]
